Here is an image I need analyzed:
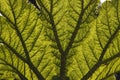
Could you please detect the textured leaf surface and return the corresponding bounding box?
[0,0,119,80]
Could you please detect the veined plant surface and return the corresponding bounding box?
[0,0,119,80]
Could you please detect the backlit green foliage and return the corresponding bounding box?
[0,0,119,80]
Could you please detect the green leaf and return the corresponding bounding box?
[0,0,120,80]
